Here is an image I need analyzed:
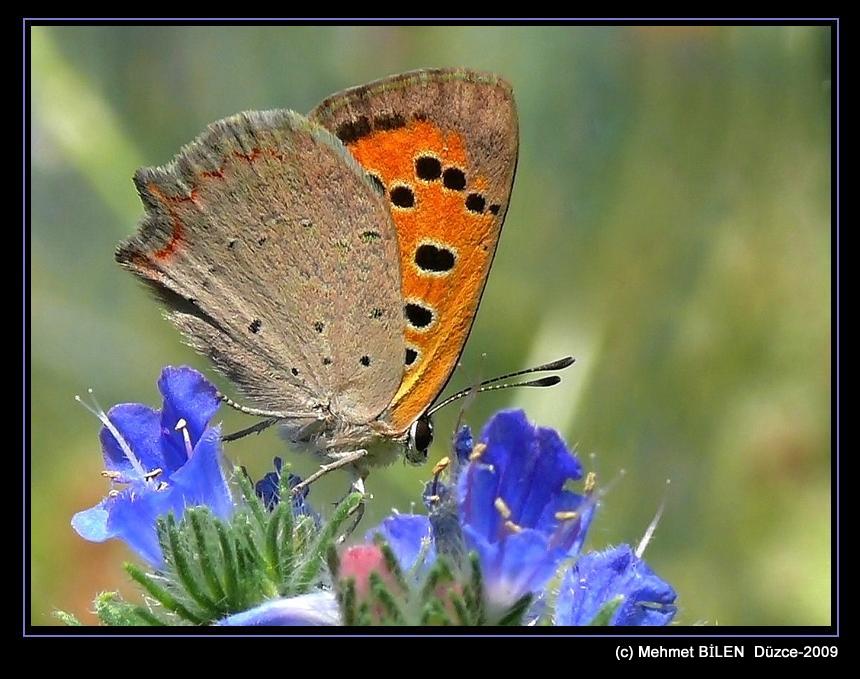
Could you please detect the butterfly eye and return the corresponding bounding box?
[406,416,434,464]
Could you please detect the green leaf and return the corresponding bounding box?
[496,593,533,626]
[368,571,404,624]
[53,610,82,626]
[294,492,362,591]
[189,508,227,609]
[236,470,267,530]
[164,513,217,615]
[125,563,205,625]
[94,591,149,627]
[215,519,241,607]
[587,595,625,626]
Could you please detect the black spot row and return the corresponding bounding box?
[405,347,418,366]
[374,113,406,131]
[336,117,371,144]
[249,319,261,334]
[336,113,407,145]
[405,302,433,329]
[415,243,455,273]
[314,321,324,333]
[413,155,503,216]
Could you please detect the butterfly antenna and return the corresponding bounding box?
[427,356,574,417]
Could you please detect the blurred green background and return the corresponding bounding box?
[30,25,831,626]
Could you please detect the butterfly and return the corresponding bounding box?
[116,68,570,490]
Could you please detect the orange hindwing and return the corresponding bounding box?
[310,69,519,432]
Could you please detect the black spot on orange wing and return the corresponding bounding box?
[405,303,433,329]
[405,348,418,366]
[337,116,372,144]
[465,193,485,213]
[415,244,455,273]
[390,185,415,208]
[443,167,466,191]
[415,156,442,181]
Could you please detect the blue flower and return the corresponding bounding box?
[555,544,677,626]
[457,410,594,609]
[71,366,233,566]
[366,410,594,610]
[254,456,318,523]
[367,514,436,577]
[453,425,473,465]
[217,591,340,626]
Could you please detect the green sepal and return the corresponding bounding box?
[587,595,625,626]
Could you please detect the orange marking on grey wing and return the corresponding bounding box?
[144,147,281,262]
[147,184,191,261]
[347,120,497,423]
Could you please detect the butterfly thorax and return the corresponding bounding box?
[279,410,407,468]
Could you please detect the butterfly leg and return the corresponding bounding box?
[222,416,280,443]
[290,448,369,496]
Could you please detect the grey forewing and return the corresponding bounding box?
[117,110,405,424]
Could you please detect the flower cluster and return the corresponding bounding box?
[66,366,677,627]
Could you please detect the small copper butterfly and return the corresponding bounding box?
[116,68,572,490]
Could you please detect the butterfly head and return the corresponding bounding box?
[405,414,434,465]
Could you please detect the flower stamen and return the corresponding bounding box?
[432,456,450,476]
[144,468,163,481]
[175,418,194,458]
[636,479,670,558]
[504,520,523,533]
[494,497,512,520]
[555,510,579,521]
[76,389,147,480]
[469,443,487,461]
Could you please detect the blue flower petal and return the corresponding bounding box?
[71,506,111,542]
[480,410,533,517]
[453,425,473,464]
[461,524,496,577]
[555,545,677,626]
[106,485,182,567]
[169,426,233,520]
[458,462,500,539]
[217,591,340,626]
[366,514,436,575]
[158,366,220,472]
[515,426,582,527]
[487,529,559,608]
[255,457,284,509]
[99,404,163,481]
